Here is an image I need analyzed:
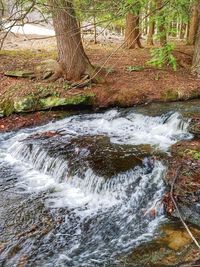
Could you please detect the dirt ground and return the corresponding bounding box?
[0,33,200,131]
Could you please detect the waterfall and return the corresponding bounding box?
[0,109,192,266]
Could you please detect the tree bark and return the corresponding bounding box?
[192,5,200,77]
[188,1,199,45]
[0,0,4,30]
[147,14,155,46]
[179,22,187,39]
[93,14,97,44]
[124,12,142,49]
[147,0,156,46]
[50,0,95,81]
[156,0,167,46]
[147,20,155,45]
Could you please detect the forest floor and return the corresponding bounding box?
[0,33,200,131]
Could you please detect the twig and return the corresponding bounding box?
[170,166,200,249]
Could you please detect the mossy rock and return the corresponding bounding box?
[39,94,94,109]
[0,93,95,116]
[4,70,35,78]
[14,94,94,113]
[162,89,183,101]
[14,96,39,112]
[0,99,15,116]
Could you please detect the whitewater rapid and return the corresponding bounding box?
[0,109,192,266]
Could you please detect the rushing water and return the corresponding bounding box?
[0,109,192,266]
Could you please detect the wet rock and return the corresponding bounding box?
[23,134,154,179]
[165,140,200,227]
[188,117,200,137]
[120,223,200,266]
[66,136,154,178]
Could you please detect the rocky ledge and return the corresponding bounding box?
[165,137,200,227]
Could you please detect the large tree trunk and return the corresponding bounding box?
[187,2,199,45]
[192,8,200,77]
[50,0,95,81]
[124,12,142,49]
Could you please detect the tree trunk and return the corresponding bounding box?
[147,20,155,45]
[156,0,167,46]
[125,12,142,49]
[188,2,199,45]
[147,0,156,46]
[0,0,4,30]
[50,0,95,81]
[192,6,200,77]
[93,14,97,44]
[179,22,187,39]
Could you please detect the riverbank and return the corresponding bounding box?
[1,40,200,115]
[0,41,200,131]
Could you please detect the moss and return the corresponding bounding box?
[34,84,58,98]
[189,89,200,99]
[39,93,94,109]
[14,96,38,112]
[162,89,180,101]
[184,149,200,160]
[0,99,15,116]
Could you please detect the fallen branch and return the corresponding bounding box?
[170,166,200,249]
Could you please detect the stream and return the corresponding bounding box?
[0,102,197,267]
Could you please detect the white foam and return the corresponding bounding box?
[32,110,191,151]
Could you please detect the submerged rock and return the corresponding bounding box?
[64,135,154,178]
[121,223,200,266]
[22,134,154,179]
